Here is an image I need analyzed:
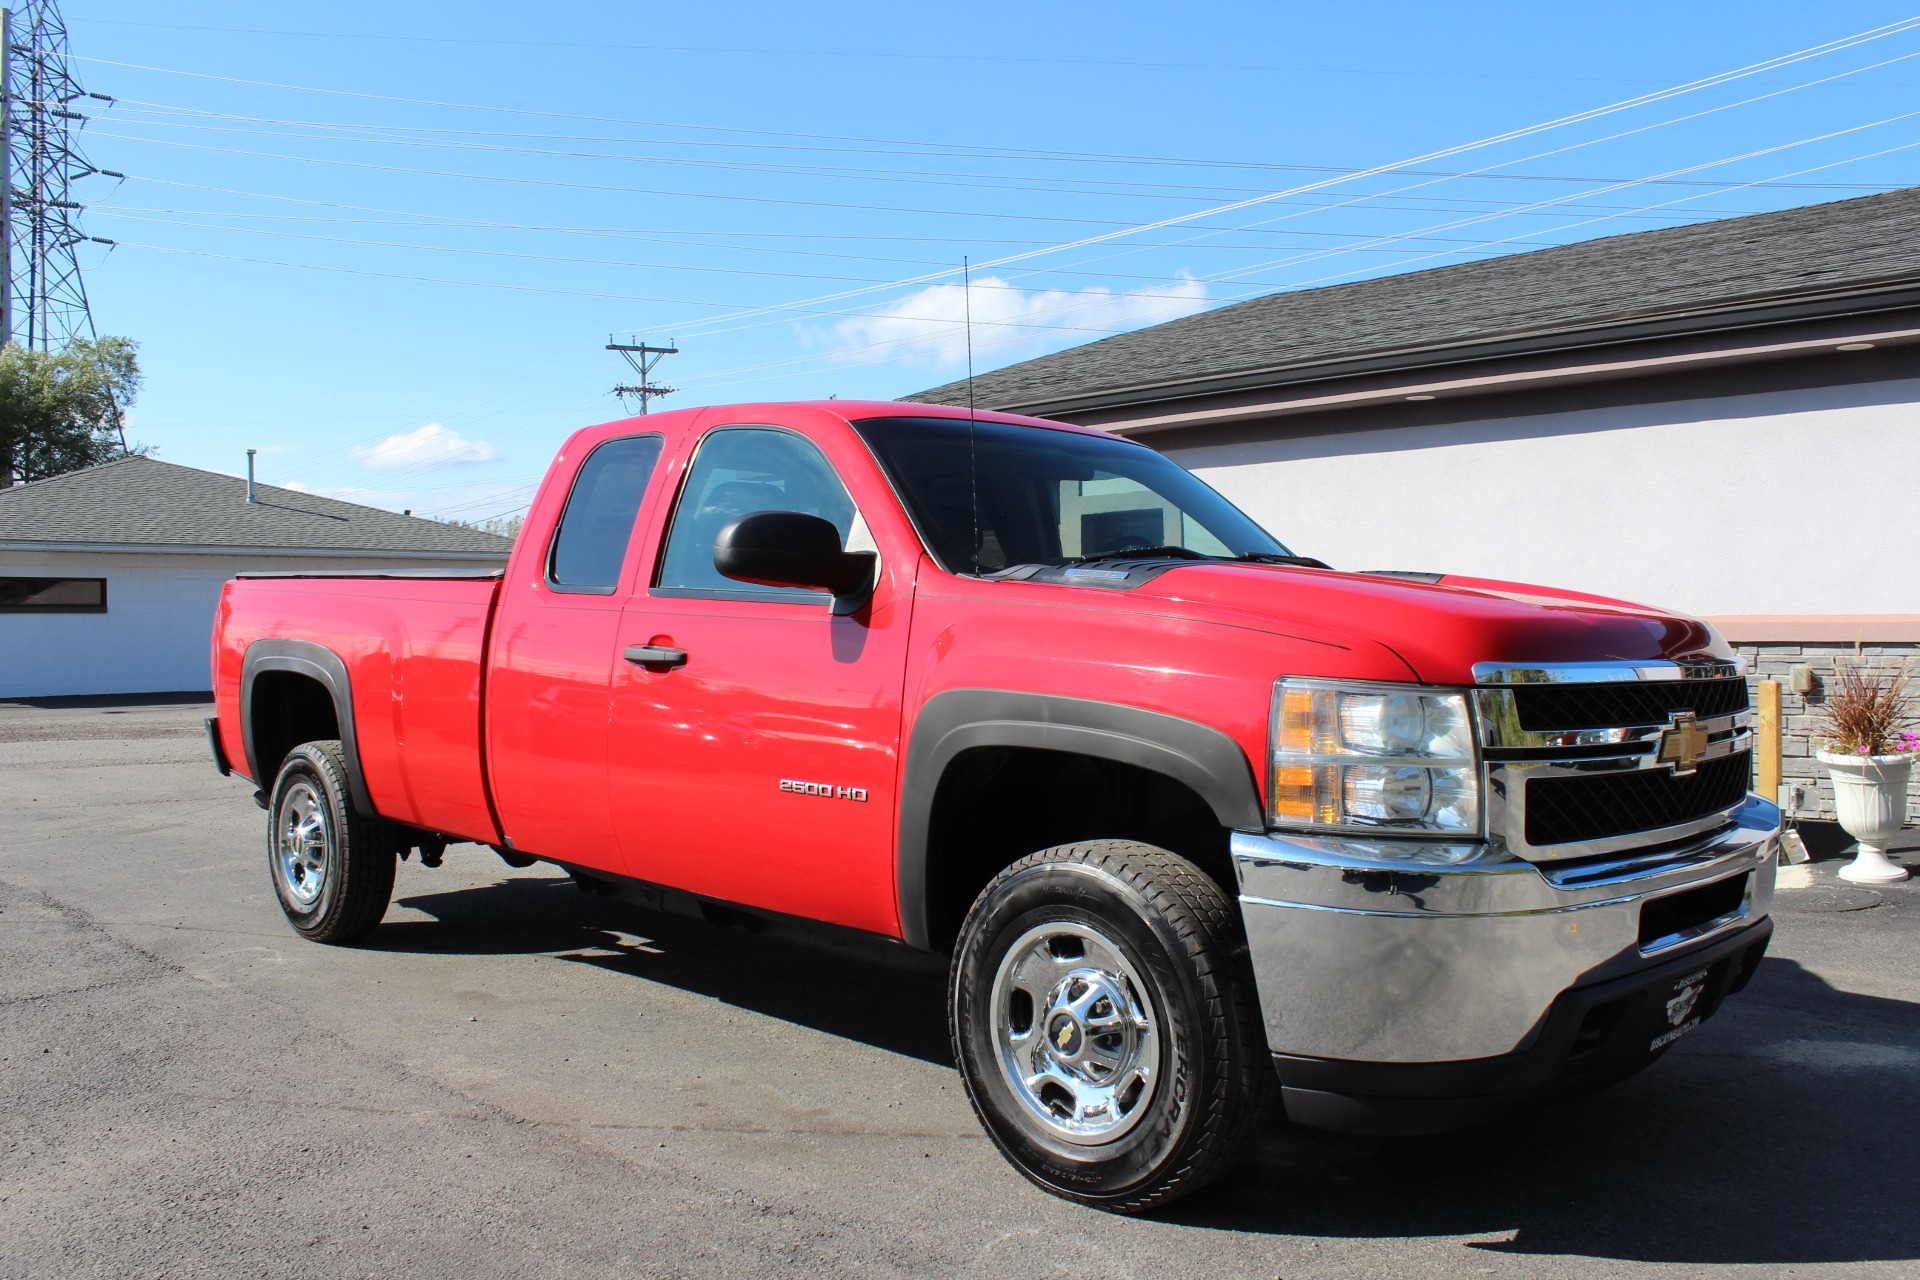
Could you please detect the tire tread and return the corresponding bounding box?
[950,839,1274,1214]
[270,739,396,944]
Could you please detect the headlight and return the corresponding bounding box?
[1269,679,1480,834]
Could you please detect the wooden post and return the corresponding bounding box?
[1757,679,1782,804]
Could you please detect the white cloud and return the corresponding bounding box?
[348,422,497,470]
[821,273,1210,369]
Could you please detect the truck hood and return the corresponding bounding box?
[1136,563,1729,685]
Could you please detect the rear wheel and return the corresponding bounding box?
[267,740,396,944]
[950,840,1274,1213]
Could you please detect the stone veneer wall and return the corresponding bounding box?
[1736,642,1920,821]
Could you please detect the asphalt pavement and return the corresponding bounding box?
[4,696,1919,1279]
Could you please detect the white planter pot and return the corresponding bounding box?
[1816,750,1914,884]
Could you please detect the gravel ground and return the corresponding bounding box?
[3,697,1918,1280]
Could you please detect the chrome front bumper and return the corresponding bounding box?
[1232,794,1781,1065]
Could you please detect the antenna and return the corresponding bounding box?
[607,336,677,414]
[962,257,981,576]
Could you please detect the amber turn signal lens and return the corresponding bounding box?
[1272,764,1317,820]
[1278,689,1316,754]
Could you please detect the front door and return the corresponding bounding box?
[607,422,914,935]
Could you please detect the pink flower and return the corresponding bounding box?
[1858,746,1872,754]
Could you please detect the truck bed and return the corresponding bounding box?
[213,571,504,844]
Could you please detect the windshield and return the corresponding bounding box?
[852,415,1290,574]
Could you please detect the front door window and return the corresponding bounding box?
[656,427,865,601]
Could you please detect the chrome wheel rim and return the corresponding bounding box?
[275,780,330,910]
[988,920,1161,1146]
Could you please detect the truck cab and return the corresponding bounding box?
[210,400,1778,1213]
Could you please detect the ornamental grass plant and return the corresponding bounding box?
[1814,658,1918,758]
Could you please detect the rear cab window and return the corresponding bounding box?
[547,434,666,593]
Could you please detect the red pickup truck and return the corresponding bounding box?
[208,400,1778,1212]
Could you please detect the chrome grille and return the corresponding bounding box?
[1512,678,1749,731]
[1475,658,1753,862]
[1525,751,1752,846]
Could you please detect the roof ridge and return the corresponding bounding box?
[910,185,1920,411]
[0,452,154,498]
[0,454,513,553]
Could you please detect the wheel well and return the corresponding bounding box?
[249,671,339,785]
[921,747,1234,953]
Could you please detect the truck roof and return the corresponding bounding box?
[577,399,1123,441]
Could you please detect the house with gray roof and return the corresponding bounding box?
[0,457,510,698]
[915,187,1920,821]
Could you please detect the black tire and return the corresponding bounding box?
[949,840,1275,1214]
[266,740,397,944]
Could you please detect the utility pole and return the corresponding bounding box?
[607,337,677,415]
[2,1,119,353]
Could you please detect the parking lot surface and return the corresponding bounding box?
[4,697,1920,1279]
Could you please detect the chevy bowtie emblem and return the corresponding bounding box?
[1656,711,1709,775]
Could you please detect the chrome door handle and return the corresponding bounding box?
[623,644,688,668]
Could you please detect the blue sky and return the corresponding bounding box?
[59,1,1920,523]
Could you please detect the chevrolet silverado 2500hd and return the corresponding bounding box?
[208,400,1778,1212]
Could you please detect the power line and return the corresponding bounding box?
[627,18,1920,342]
[68,25,1920,167]
[92,100,1917,205]
[647,95,1920,395]
[664,36,1920,350]
[64,17,1714,86]
[107,237,1230,336]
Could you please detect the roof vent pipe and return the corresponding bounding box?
[246,449,257,503]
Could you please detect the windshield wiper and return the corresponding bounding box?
[1053,546,1216,565]
[1229,552,1333,569]
[990,547,1333,577]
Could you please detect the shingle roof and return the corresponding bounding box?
[910,187,1920,413]
[0,457,513,556]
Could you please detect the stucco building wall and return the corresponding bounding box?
[1160,376,1920,619]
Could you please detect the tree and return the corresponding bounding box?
[0,336,143,486]
[437,513,523,540]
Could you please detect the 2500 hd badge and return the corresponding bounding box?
[779,778,869,802]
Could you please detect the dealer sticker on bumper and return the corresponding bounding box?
[1650,968,1710,1051]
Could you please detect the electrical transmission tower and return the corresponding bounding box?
[2,1,118,351]
[607,337,677,414]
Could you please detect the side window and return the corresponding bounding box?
[0,577,107,612]
[547,434,665,592]
[656,427,860,600]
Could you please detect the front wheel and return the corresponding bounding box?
[950,841,1275,1213]
[267,739,396,944]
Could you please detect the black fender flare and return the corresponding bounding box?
[897,689,1265,950]
[240,638,377,817]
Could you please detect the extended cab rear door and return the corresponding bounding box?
[486,428,671,870]
[606,409,919,936]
